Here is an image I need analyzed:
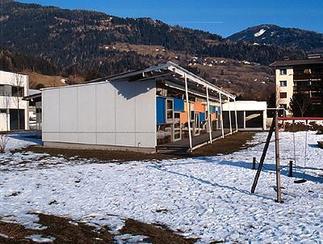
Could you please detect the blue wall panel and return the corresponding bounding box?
[156,97,166,125]
[199,112,206,122]
[174,98,184,112]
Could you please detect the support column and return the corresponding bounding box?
[234,98,238,132]
[228,97,233,134]
[185,75,193,151]
[206,87,212,143]
[243,111,246,129]
[219,93,224,138]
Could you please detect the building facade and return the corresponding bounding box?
[0,70,29,131]
[271,57,323,116]
[42,62,238,152]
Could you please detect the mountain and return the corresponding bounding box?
[0,2,303,74]
[0,1,310,100]
[228,24,323,51]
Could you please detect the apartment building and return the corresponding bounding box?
[0,70,29,131]
[271,56,323,116]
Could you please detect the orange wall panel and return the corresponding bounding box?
[180,112,188,124]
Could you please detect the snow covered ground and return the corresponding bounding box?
[0,132,322,243]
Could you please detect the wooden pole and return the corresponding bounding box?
[228,97,233,134]
[206,87,212,143]
[251,118,275,193]
[219,93,224,138]
[185,74,193,151]
[274,111,282,203]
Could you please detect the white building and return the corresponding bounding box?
[0,70,29,131]
[42,62,238,153]
[271,57,323,116]
[223,101,267,130]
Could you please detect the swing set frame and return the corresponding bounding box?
[251,115,323,203]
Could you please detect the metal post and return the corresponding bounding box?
[234,98,238,132]
[206,87,212,143]
[219,93,224,138]
[274,111,282,203]
[228,97,232,134]
[185,74,193,151]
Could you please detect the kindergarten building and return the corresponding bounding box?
[42,62,253,153]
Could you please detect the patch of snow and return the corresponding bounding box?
[114,234,149,243]
[26,235,55,243]
[254,28,267,37]
[0,132,322,242]
[0,233,9,239]
[3,132,41,152]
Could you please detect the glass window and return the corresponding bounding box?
[12,86,24,97]
[280,69,287,75]
[279,81,287,87]
[280,92,287,99]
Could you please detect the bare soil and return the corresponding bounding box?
[23,132,255,162]
[24,146,178,162]
[191,132,255,157]
[0,213,195,243]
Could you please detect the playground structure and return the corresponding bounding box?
[251,115,323,203]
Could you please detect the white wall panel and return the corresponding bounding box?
[60,88,78,133]
[78,85,96,133]
[42,89,59,133]
[42,79,156,149]
[116,133,136,147]
[114,81,136,133]
[97,133,115,145]
[96,83,115,132]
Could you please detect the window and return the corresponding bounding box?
[280,104,287,110]
[12,86,24,97]
[279,80,287,87]
[280,92,287,99]
[166,99,173,122]
[304,69,312,74]
[280,69,287,75]
[0,109,7,114]
[0,85,10,96]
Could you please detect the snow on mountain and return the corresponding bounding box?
[254,28,267,37]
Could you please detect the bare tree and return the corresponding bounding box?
[290,93,311,117]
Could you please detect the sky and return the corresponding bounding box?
[19,0,323,37]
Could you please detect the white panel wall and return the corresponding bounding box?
[42,80,156,148]
[0,70,29,131]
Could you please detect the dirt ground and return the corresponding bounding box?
[23,132,255,162]
[0,213,196,243]
[191,132,255,157]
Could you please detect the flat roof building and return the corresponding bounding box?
[271,56,323,116]
[42,62,240,153]
[0,70,29,131]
